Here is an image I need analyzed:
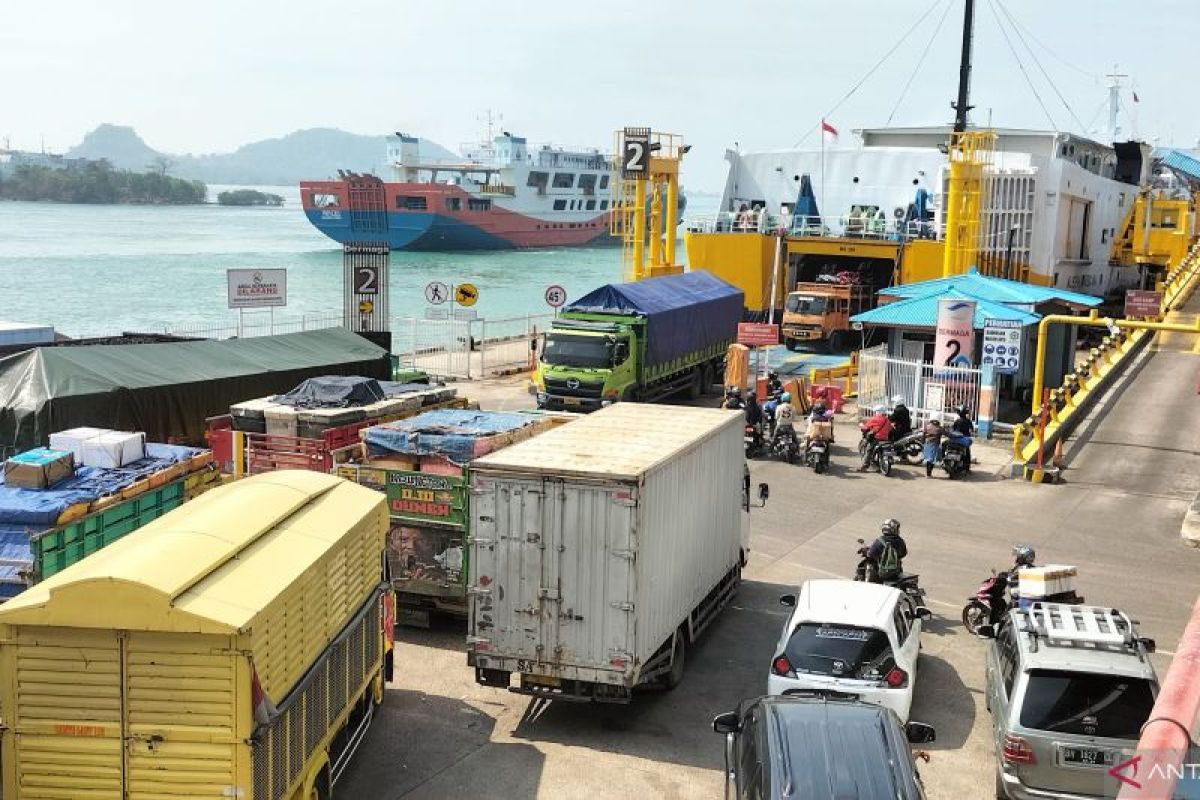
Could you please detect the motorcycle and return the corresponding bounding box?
[769,427,800,464]
[853,538,926,608]
[804,436,830,473]
[744,423,765,458]
[962,565,1085,634]
[892,429,924,463]
[858,435,895,476]
[940,435,971,479]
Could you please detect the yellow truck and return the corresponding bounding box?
[0,470,393,800]
[780,282,873,352]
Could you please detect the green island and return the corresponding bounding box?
[0,161,206,204]
[217,189,285,207]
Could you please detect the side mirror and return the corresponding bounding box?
[856,538,865,545]
[779,593,797,608]
[915,606,932,620]
[712,711,740,735]
[905,721,937,744]
[1139,637,1156,654]
[758,483,769,506]
[976,624,996,639]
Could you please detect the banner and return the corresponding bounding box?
[227,268,287,308]
[981,318,1022,374]
[934,299,975,368]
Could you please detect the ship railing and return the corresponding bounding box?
[477,183,517,196]
[684,212,945,242]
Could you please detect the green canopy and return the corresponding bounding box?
[0,328,389,457]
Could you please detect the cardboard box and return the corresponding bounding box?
[1017,565,1078,598]
[48,427,112,462]
[4,448,76,489]
[80,431,146,469]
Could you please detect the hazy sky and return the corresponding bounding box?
[3,0,1196,191]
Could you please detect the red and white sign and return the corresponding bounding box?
[934,299,975,367]
[1124,289,1161,318]
[544,284,567,308]
[737,322,780,347]
[227,269,287,309]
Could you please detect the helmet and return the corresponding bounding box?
[812,402,826,416]
[1013,545,1036,567]
[881,518,900,536]
[891,395,905,406]
[727,386,741,397]
[768,370,779,381]
[780,392,791,403]
[955,404,970,416]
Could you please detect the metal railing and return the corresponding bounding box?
[684,212,944,241]
[857,344,982,427]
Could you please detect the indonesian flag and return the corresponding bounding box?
[251,662,278,726]
[821,119,839,139]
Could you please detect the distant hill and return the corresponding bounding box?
[66,124,459,185]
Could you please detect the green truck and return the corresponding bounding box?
[534,271,745,411]
[341,409,563,626]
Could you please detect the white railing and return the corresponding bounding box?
[684,212,944,241]
[858,344,981,426]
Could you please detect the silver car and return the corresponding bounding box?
[979,603,1159,799]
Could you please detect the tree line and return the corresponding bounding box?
[0,160,207,204]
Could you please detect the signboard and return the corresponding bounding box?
[425,281,449,305]
[455,283,479,307]
[353,265,381,295]
[982,318,1023,374]
[934,299,976,367]
[425,307,450,321]
[227,269,286,309]
[923,382,946,418]
[386,470,467,529]
[737,322,780,347]
[622,127,651,180]
[452,309,478,321]
[343,243,389,334]
[545,284,567,308]
[1124,289,1162,318]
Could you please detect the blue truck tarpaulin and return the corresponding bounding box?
[562,271,744,366]
[363,409,537,463]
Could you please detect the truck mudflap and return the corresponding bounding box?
[512,674,633,703]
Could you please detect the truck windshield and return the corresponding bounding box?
[785,623,893,681]
[786,295,827,315]
[542,334,612,368]
[1018,670,1155,739]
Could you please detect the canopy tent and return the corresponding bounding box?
[0,328,389,457]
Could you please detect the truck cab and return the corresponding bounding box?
[781,283,871,352]
[534,320,639,411]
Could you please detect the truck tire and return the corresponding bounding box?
[828,331,848,353]
[785,338,798,352]
[701,363,716,395]
[687,367,703,400]
[664,632,687,690]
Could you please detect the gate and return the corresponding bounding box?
[346,176,387,236]
[858,345,982,424]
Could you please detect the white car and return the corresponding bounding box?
[767,578,929,722]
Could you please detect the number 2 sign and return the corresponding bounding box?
[354,265,379,295]
[622,127,651,180]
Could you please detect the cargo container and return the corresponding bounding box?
[468,403,750,702]
[0,470,393,800]
[533,271,744,411]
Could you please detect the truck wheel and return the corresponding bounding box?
[665,633,687,690]
[701,363,716,395]
[829,331,848,353]
[785,338,798,352]
[687,368,702,400]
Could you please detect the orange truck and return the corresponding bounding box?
[780,282,873,352]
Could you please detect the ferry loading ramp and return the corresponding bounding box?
[0,327,389,456]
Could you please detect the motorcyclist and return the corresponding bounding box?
[722,387,745,410]
[866,518,908,583]
[772,391,797,447]
[766,370,783,396]
[949,404,974,472]
[888,395,913,440]
[744,392,764,450]
[805,401,835,446]
[858,407,894,471]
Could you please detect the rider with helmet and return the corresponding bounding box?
[772,391,796,446]
[866,519,908,583]
[949,404,974,472]
[722,387,745,410]
[805,400,835,445]
[766,370,783,396]
[888,395,913,440]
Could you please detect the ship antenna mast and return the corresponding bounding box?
[1106,65,1128,142]
[952,0,975,132]
[478,109,503,141]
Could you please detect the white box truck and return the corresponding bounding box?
[467,403,753,703]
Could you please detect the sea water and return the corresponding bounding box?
[0,186,715,338]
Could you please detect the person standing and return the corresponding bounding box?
[922,418,943,478]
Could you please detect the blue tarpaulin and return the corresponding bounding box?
[562,271,744,366]
[363,410,540,463]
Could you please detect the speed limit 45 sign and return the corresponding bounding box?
[544,284,567,308]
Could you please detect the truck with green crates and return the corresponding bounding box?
[533,271,744,411]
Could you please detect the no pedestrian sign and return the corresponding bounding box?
[981,318,1022,374]
[545,284,567,308]
[425,281,449,305]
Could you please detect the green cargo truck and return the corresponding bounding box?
[534,271,744,411]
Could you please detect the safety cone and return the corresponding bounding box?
[1051,438,1065,469]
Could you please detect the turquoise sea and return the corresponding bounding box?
[0,186,718,338]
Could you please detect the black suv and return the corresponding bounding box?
[712,693,936,800]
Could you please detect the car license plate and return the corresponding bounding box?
[811,444,826,451]
[1061,747,1115,767]
[564,397,581,406]
[526,673,561,688]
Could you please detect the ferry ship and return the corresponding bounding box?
[300,133,622,250]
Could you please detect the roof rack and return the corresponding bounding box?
[1016,603,1143,656]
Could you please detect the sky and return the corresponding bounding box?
[2,0,1197,192]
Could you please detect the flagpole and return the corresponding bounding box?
[820,120,826,230]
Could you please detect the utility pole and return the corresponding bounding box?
[952,0,975,132]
